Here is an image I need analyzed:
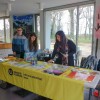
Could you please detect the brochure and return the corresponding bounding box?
[66,68,96,82]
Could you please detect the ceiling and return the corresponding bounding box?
[0,0,88,15]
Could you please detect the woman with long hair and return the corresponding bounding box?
[28,33,38,52]
[48,30,76,66]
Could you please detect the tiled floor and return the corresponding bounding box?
[0,86,99,100]
[0,86,37,100]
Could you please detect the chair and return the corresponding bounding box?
[80,57,86,67]
[80,55,98,70]
[74,49,82,66]
[97,59,100,71]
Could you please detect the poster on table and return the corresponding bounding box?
[13,14,34,38]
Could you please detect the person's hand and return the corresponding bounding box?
[60,52,68,58]
[48,59,54,63]
[63,53,68,58]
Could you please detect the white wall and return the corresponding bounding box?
[10,16,13,40]
[0,4,8,17]
[40,10,45,50]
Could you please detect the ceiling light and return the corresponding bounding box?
[10,0,15,2]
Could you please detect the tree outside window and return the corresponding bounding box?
[0,17,11,43]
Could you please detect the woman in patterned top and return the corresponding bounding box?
[48,30,76,66]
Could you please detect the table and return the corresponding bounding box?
[0,60,100,100]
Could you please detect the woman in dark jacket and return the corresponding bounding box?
[48,30,76,66]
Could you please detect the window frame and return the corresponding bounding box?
[44,0,95,51]
[44,0,95,66]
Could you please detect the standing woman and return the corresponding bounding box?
[48,30,76,66]
[28,33,38,52]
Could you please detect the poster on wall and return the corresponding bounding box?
[95,7,100,39]
[13,14,34,38]
[94,7,100,57]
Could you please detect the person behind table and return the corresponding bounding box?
[28,33,38,52]
[12,27,29,58]
[48,30,76,66]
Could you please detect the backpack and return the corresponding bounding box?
[80,55,98,70]
[97,59,100,71]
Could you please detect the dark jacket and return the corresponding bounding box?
[67,39,76,66]
[52,39,76,66]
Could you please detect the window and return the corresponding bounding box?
[78,5,94,57]
[46,7,77,49]
[45,2,94,65]
[0,19,4,42]
[0,17,11,43]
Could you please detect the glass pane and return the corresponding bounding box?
[5,18,11,43]
[45,7,77,50]
[63,8,77,44]
[78,4,94,60]
[0,19,4,42]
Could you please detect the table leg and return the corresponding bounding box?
[88,88,92,100]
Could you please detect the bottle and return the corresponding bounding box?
[34,57,37,65]
[31,57,34,65]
